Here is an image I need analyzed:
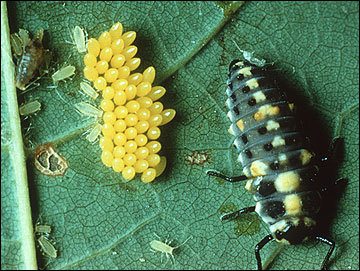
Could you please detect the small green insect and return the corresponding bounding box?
[150,233,191,264]
[37,235,57,258]
[72,26,87,53]
[86,122,102,143]
[80,81,99,100]
[74,102,103,118]
[52,65,76,83]
[19,100,41,116]
[35,224,51,235]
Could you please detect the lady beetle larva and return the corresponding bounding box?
[15,29,45,90]
[207,59,345,270]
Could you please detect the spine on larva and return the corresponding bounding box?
[226,60,321,225]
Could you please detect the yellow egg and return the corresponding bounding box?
[114,105,128,119]
[122,166,135,180]
[135,120,149,133]
[134,134,148,146]
[124,127,137,139]
[110,22,123,40]
[103,111,116,124]
[84,53,97,67]
[137,108,151,120]
[110,54,126,68]
[136,82,152,97]
[101,99,115,112]
[125,84,137,100]
[134,159,149,173]
[128,73,143,86]
[148,86,166,101]
[113,146,126,158]
[136,97,153,108]
[114,120,127,132]
[147,153,160,167]
[123,45,137,60]
[122,31,136,47]
[123,153,136,166]
[154,156,167,177]
[104,68,119,83]
[99,136,114,151]
[146,141,161,154]
[142,66,156,84]
[102,86,115,100]
[114,132,127,146]
[111,38,125,55]
[99,47,113,62]
[94,76,107,90]
[101,150,113,167]
[113,90,127,105]
[102,123,116,138]
[83,66,98,82]
[124,113,138,126]
[149,102,163,114]
[112,158,124,172]
[126,100,140,113]
[124,140,137,153]
[147,127,161,140]
[98,31,112,48]
[126,58,141,71]
[141,168,156,183]
[96,60,109,74]
[148,114,162,127]
[112,79,128,92]
[87,38,100,57]
[135,146,149,160]
[160,109,176,125]
[118,66,131,79]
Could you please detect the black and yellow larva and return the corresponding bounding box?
[207,59,345,270]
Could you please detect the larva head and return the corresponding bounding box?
[270,217,316,245]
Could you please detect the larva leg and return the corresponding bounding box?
[206,170,247,182]
[314,236,335,270]
[221,206,256,221]
[255,234,274,270]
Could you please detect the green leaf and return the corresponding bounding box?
[1,1,358,270]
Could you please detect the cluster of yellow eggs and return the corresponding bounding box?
[83,22,175,183]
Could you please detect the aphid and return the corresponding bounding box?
[19,100,41,116]
[86,122,102,142]
[74,102,103,118]
[15,29,45,90]
[207,59,345,270]
[37,235,57,258]
[150,233,191,264]
[52,65,76,83]
[80,81,99,100]
[35,224,52,235]
[72,26,87,53]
